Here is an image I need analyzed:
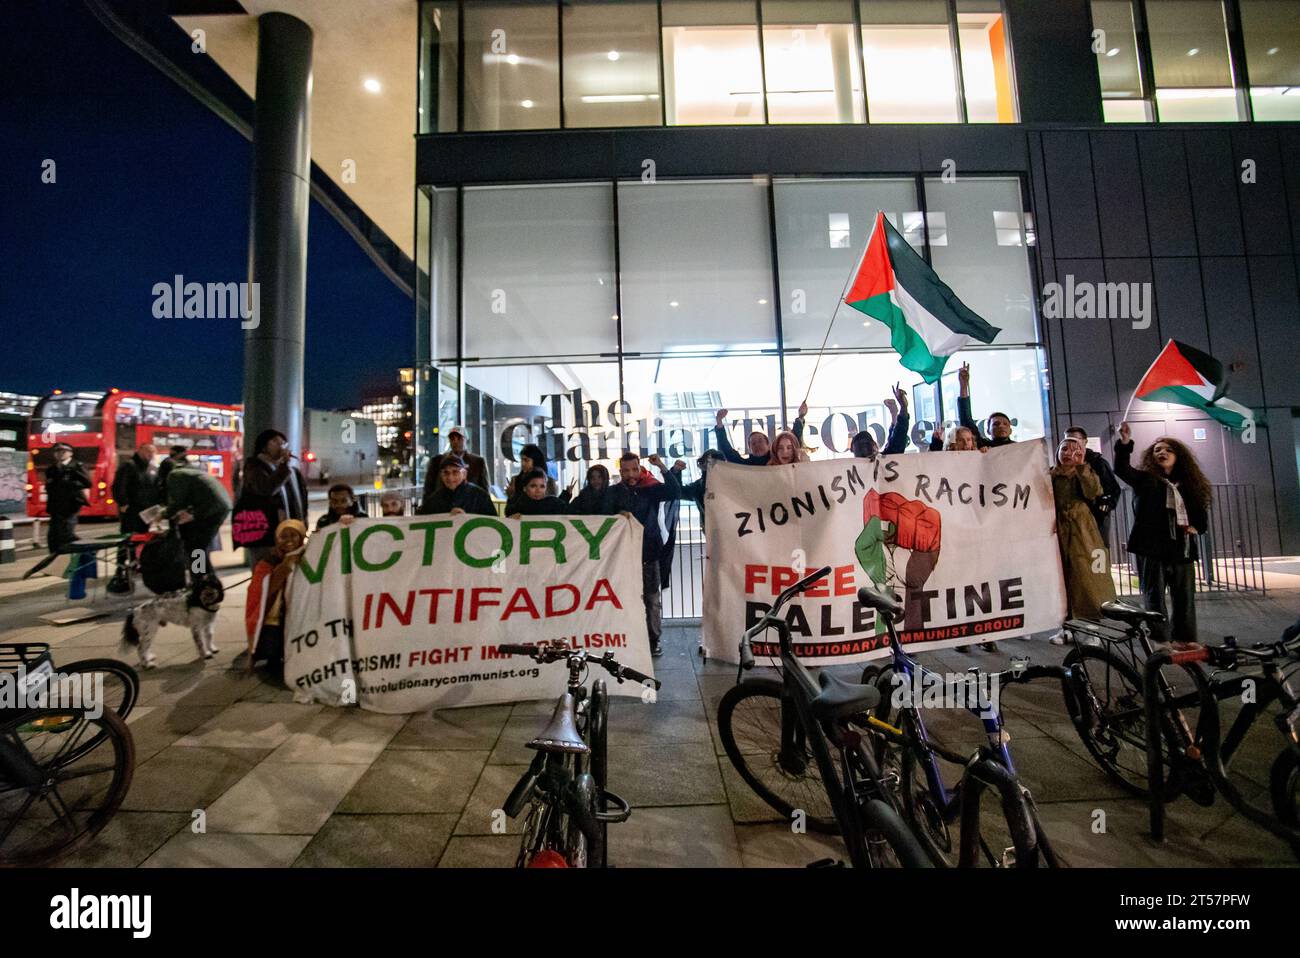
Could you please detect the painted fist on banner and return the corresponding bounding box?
[856,490,943,633]
[861,490,942,552]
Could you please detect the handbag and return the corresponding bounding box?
[230,488,278,548]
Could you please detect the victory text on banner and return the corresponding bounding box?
[284,514,655,712]
[702,440,1067,665]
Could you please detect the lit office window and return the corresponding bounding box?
[956,1,1018,121]
[562,1,663,127]
[617,178,777,352]
[662,1,765,124]
[1145,0,1242,121]
[430,187,459,364]
[771,177,919,351]
[859,0,961,122]
[463,2,560,131]
[924,177,1037,343]
[1240,0,1300,120]
[461,184,617,359]
[761,1,865,123]
[418,4,459,133]
[1091,0,1152,121]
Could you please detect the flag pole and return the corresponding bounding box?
[1119,340,1170,433]
[802,212,882,407]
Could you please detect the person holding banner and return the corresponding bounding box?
[416,455,495,517]
[611,452,684,657]
[1113,423,1210,645]
[1049,436,1117,630]
[716,408,805,466]
[766,430,809,466]
[568,464,617,515]
[509,470,569,517]
[956,363,1015,449]
[245,518,307,681]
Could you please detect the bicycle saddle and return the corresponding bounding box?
[1100,601,1165,626]
[527,693,590,754]
[812,670,881,721]
[856,585,904,622]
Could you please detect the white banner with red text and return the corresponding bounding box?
[284,514,654,711]
[701,440,1067,665]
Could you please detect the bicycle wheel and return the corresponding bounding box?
[855,798,932,869]
[1270,747,1298,827]
[1062,644,1154,795]
[899,737,958,866]
[50,659,139,764]
[0,707,135,867]
[717,680,837,832]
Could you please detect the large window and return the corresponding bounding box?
[662,0,765,124]
[1091,0,1152,121]
[418,3,460,133]
[461,183,617,359]
[859,0,961,122]
[1240,0,1300,121]
[462,2,560,131]
[955,1,1018,122]
[761,1,865,124]
[617,179,777,352]
[562,1,664,127]
[1145,0,1243,120]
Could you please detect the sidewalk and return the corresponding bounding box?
[3,538,1297,868]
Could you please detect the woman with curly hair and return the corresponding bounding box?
[1113,422,1212,644]
[765,429,809,466]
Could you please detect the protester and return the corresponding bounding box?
[1113,422,1211,644]
[766,429,809,466]
[155,445,190,488]
[417,455,495,516]
[848,385,913,459]
[163,459,232,583]
[504,443,558,511]
[315,483,366,531]
[379,490,405,517]
[245,519,307,682]
[242,428,309,567]
[715,408,774,466]
[568,464,618,516]
[610,453,684,657]
[956,363,1014,449]
[109,442,158,582]
[44,442,91,554]
[681,449,725,520]
[421,425,489,501]
[1065,425,1121,541]
[509,469,568,517]
[1048,436,1117,642]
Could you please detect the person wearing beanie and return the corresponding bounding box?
[241,427,308,567]
[245,519,308,682]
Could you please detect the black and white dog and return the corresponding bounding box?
[121,578,224,669]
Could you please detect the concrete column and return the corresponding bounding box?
[244,12,313,457]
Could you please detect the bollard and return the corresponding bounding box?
[0,515,14,564]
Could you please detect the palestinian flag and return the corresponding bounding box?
[844,211,1001,383]
[1131,340,1253,430]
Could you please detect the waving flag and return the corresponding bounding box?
[1129,340,1253,429]
[844,211,1001,383]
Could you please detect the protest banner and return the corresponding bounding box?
[284,513,654,711]
[702,440,1067,664]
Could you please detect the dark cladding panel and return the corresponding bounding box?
[1184,131,1244,257]
[1103,258,1161,395]
[1152,258,1210,353]
[1248,256,1300,407]
[1266,413,1300,555]
[1232,129,1293,256]
[1200,257,1264,409]
[1027,134,1055,265]
[1138,132,1196,257]
[1090,132,1149,258]
[1056,259,1120,413]
[1003,0,1103,123]
[916,127,1029,176]
[1284,130,1300,253]
[1043,132,1101,260]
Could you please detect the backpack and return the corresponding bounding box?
[139,529,188,595]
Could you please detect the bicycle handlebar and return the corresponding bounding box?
[738,566,832,670]
[495,644,661,689]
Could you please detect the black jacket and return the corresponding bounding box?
[715,418,804,467]
[422,450,490,501]
[45,461,91,518]
[610,469,683,563]
[315,502,367,530]
[112,453,160,514]
[512,495,567,516]
[958,396,1014,449]
[569,484,618,516]
[1113,440,1209,564]
[417,481,496,517]
[242,456,309,523]
[1083,448,1122,529]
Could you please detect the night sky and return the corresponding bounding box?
[0,0,411,410]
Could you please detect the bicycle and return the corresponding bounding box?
[854,585,1064,868]
[497,643,660,868]
[717,567,931,869]
[0,643,136,866]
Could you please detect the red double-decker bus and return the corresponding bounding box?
[26,389,243,519]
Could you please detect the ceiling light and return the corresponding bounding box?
[757,299,768,305]
[607,50,621,61]
[1187,48,1199,56]
[363,77,382,93]
[669,300,679,307]
[1106,48,1119,57]
[521,99,534,108]
[506,53,520,65]
[1267,47,1279,55]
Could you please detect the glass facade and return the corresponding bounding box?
[1091,0,1296,122]
[416,175,1048,487]
[418,0,1019,131]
